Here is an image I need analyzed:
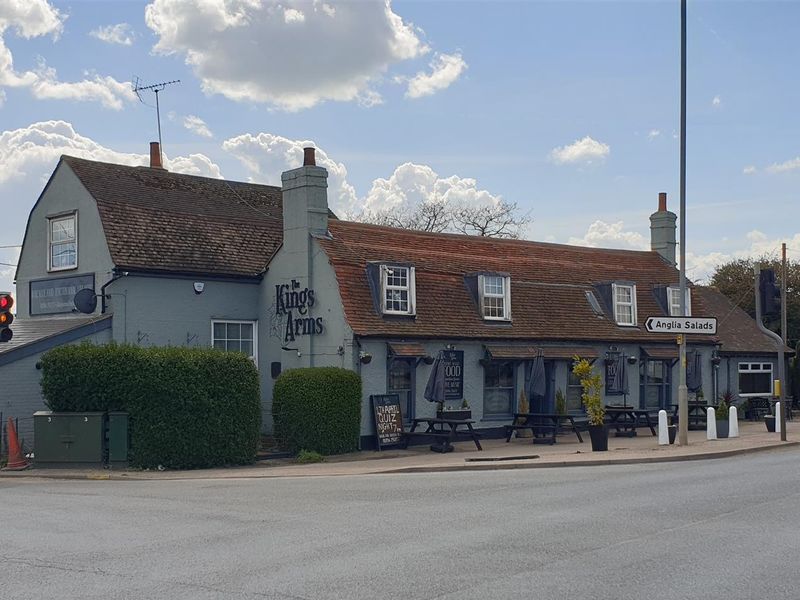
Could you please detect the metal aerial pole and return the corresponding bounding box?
[678,0,689,446]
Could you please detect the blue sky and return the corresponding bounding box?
[1,0,799,297]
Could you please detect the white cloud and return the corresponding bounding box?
[766,157,800,174]
[183,115,213,138]
[222,132,357,213]
[550,136,610,165]
[647,129,660,140]
[0,1,135,109]
[404,52,466,99]
[362,162,503,217]
[712,95,721,107]
[145,0,435,111]
[221,132,503,219]
[567,220,648,251]
[90,23,135,46]
[743,165,756,175]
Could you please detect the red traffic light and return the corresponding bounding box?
[0,294,11,311]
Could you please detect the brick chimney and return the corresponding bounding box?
[149,142,164,170]
[650,192,677,265]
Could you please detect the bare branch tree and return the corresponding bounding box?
[451,199,531,239]
[353,199,531,239]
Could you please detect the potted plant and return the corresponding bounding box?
[573,356,606,451]
[765,410,776,432]
[716,399,729,438]
[437,399,471,421]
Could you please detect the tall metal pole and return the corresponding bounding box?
[782,243,788,348]
[678,0,689,446]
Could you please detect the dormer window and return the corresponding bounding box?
[48,212,77,271]
[480,274,511,320]
[613,283,637,326]
[668,286,691,316]
[381,264,415,315]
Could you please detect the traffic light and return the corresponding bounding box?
[0,293,13,343]
[759,269,781,318]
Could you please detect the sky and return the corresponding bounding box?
[1,0,799,298]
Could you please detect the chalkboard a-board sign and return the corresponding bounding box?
[371,394,405,450]
[441,350,464,401]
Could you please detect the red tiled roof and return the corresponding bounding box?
[388,342,428,357]
[62,156,285,279]
[319,220,720,345]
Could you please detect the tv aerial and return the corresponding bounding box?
[131,77,181,163]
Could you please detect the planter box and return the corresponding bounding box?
[668,425,677,444]
[716,420,729,438]
[437,410,471,421]
[765,415,776,432]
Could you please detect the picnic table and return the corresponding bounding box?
[403,417,483,453]
[605,406,657,437]
[671,402,712,430]
[505,413,585,445]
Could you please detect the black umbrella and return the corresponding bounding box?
[609,354,629,396]
[526,351,546,411]
[424,351,446,405]
[687,351,703,393]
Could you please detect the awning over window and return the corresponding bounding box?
[388,342,427,357]
[641,346,679,360]
[484,345,598,360]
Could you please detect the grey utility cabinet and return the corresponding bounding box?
[33,411,105,467]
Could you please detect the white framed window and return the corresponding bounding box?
[48,213,77,271]
[668,286,692,316]
[612,283,637,326]
[738,362,772,396]
[479,274,511,320]
[212,320,258,363]
[381,264,416,315]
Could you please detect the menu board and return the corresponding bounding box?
[441,350,464,400]
[371,394,405,450]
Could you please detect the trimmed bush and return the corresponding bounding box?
[273,367,361,455]
[40,343,261,469]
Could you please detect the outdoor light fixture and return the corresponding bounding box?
[359,351,372,364]
[422,354,435,365]
[627,356,638,365]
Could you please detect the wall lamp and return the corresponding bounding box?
[422,354,435,365]
[359,351,373,364]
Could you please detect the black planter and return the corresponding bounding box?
[668,425,677,445]
[437,409,471,421]
[716,420,729,438]
[765,415,776,432]
[588,424,608,452]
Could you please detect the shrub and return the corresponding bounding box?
[572,356,605,426]
[296,449,325,464]
[273,367,361,455]
[555,389,567,415]
[40,343,261,469]
[716,399,729,421]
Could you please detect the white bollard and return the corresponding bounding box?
[776,402,782,434]
[658,410,669,445]
[729,406,739,438]
[707,407,717,440]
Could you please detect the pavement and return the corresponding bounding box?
[1,420,797,481]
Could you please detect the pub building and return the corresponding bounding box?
[1,144,788,448]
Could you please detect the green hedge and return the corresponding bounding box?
[40,343,261,469]
[273,367,361,455]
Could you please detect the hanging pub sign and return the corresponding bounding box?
[442,350,464,401]
[275,279,324,343]
[371,394,405,450]
[604,353,626,395]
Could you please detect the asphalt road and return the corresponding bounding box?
[2,448,800,600]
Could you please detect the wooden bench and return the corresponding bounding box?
[504,423,557,445]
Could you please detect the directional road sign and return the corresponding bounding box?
[645,316,717,335]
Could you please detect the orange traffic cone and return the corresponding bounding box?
[4,417,29,471]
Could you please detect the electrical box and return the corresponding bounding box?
[33,411,105,467]
[106,412,129,465]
